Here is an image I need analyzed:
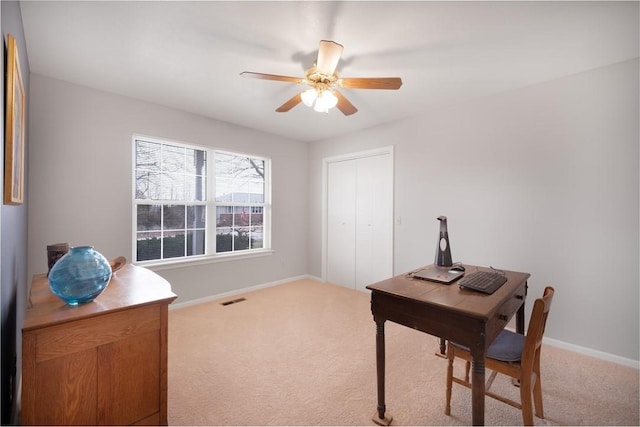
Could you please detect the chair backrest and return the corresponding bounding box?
[521,286,555,367]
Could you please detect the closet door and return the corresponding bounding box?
[326,151,393,290]
[354,154,393,291]
[326,159,357,287]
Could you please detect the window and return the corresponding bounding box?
[133,136,270,264]
[214,152,266,253]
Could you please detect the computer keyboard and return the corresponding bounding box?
[458,271,507,295]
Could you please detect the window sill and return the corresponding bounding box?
[134,249,274,272]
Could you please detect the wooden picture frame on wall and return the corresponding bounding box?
[4,34,25,205]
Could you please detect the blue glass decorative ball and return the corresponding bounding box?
[48,246,112,305]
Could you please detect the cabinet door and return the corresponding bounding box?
[97,330,161,425]
[32,348,98,425]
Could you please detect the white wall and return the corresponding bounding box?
[27,74,309,303]
[309,59,639,362]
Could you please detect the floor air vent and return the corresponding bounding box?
[221,297,247,306]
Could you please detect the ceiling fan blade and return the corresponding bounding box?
[240,71,304,84]
[275,93,302,112]
[340,77,403,90]
[333,90,358,116]
[316,40,344,75]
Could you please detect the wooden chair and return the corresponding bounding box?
[445,286,555,425]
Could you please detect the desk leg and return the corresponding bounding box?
[516,280,528,335]
[471,351,486,426]
[372,320,393,426]
[513,280,527,388]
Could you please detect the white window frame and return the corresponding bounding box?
[132,135,272,268]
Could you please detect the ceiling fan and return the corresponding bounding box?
[240,40,402,116]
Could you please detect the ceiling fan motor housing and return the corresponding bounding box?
[305,67,339,94]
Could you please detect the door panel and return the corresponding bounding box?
[355,154,393,291]
[97,331,160,425]
[35,347,97,425]
[327,160,357,287]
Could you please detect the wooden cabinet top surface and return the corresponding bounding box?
[24,264,177,332]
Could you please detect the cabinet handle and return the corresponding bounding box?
[498,314,508,321]
[515,294,524,300]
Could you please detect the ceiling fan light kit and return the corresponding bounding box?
[302,88,338,113]
[241,40,402,116]
[300,88,318,107]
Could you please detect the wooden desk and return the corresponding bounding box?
[22,264,177,425]
[366,264,529,426]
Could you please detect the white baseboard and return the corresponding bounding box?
[171,277,640,370]
[543,336,639,369]
[169,274,318,310]
[502,326,639,369]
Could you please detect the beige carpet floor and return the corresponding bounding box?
[167,279,639,426]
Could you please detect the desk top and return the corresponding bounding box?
[366,264,529,321]
[24,264,177,332]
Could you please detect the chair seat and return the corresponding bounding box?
[452,329,526,362]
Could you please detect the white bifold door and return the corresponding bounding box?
[326,151,393,292]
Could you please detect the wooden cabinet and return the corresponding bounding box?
[22,265,177,425]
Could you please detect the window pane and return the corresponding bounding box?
[136,171,161,200]
[234,179,250,203]
[137,231,161,261]
[187,205,206,229]
[234,227,250,251]
[251,209,263,227]
[215,178,233,202]
[236,157,264,181]
[136,141,161,172]
[161,172,185,200]
[234,206,250,226]
[215,153,265,204]
[216,227,233,252]
[163,145,185,173]
[163,231,185,258]
[216,206,233,227]
[186,148,207,175]
[250,226,264,249]
[137,204,161,231]
[187,230,206,256]
[249,180,265,203]
[186,174,206,201]
[164,205,185,230]
[215,152,235,174]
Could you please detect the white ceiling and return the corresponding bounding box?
[20,1,639,143]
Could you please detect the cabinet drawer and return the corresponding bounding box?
[35,305,160,363]
[489,283,526,336]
